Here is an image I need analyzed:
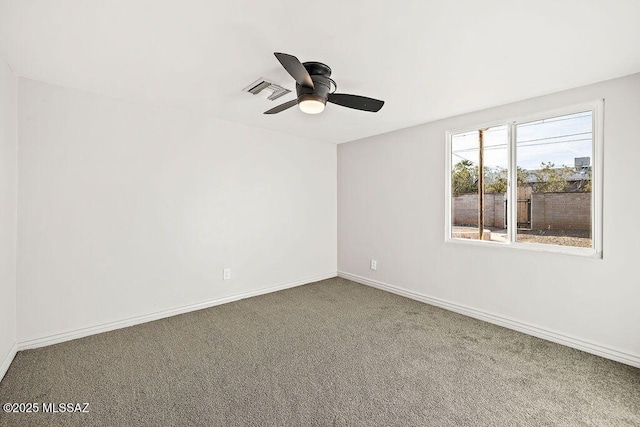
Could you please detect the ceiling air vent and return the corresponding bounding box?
[242,78,291,101]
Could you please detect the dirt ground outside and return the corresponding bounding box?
[487,227,592,248]
[453,225,592,248]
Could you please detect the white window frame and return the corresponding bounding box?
[445,100,604,258]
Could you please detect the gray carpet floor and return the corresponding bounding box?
[0,277,638,426]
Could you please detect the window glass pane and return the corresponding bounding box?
[451,125,508,242]
[515,112,593,248]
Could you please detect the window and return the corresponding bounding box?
[446,102,603,257]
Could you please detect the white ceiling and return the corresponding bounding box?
[1,0,639,144]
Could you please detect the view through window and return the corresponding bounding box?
[449,107,599,252]
[451,125,508,242]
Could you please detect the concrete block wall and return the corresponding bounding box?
[452,193,505,228]
[531,192,591,230]
[453,192,590,230]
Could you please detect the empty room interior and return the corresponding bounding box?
[1,1,639,425]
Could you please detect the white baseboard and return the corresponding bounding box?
[0,342,18,382]
[18,272,337,351]
[338,271,640,368]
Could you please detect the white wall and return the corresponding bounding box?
[0,57,18,378]
[338,73,640,366]
[17,78,336,343]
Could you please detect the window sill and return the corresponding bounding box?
[444,236,602,259]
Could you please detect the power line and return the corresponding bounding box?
[452,152,477,163]
[519,137,592,149]
[453,136,592,154]
[452,112,592,138]
[517,131,591,144]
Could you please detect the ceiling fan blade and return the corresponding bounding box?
[274,52,314,89]
[263,99,298,115]
[328,93,384,112]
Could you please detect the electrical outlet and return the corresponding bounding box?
[223,268,231,280]
[370,259,377,270]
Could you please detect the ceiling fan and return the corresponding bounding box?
[264,52,384,115]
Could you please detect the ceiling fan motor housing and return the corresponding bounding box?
[297,62,333,106]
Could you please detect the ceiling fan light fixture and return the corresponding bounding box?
[298,94,326,114]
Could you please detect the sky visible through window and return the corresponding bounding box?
[452,112,592,171]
